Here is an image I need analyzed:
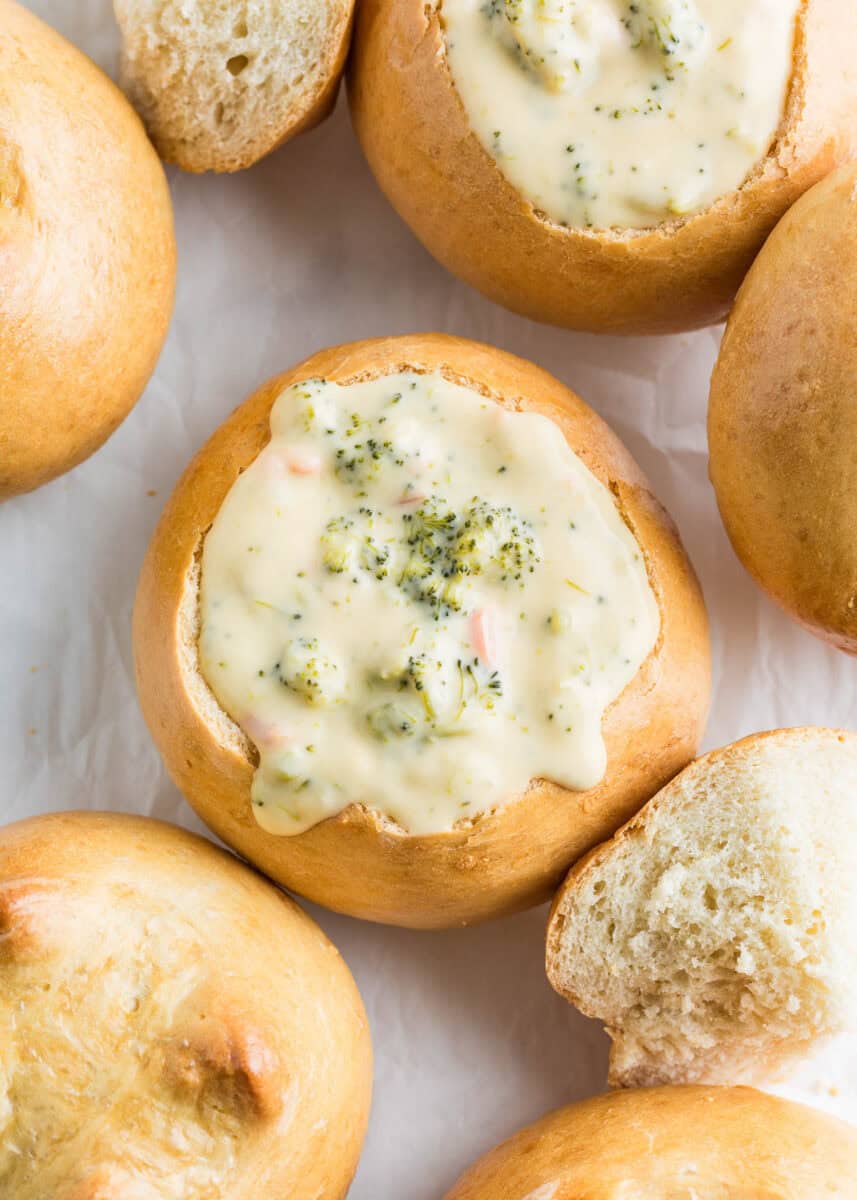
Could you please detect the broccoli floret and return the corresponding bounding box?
[276,637,342,705]
[297,381,337,434]
[398,499,465,616]
[363,649,505,742]
[332,411,409,488]
[320,509,394,580]
[623,0,706,66]
[398,653,441,720]
[453,499,540,584]
[397,497,540,616]
[366,702,419,741]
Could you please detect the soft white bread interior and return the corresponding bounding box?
[546,727,857,1087]
[114,0,354,172]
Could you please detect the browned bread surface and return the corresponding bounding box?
[133,332,710,928]
[0,0,175,498]
[0,811,372,1199]
[443,1086,857,1199]
[348,0,857,334]
[709,161,857,653]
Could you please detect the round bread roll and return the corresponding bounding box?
[0,811,372,1199]
[442,1086,857,1199]
[546,727,857,1088]
[709,162,857,653]
[348,1,857,336]
[114,0,355,172]
[0,0,175,501]
[133,333,709,928]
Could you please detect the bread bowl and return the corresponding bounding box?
[709,162,857,653]
[0,0,175,500]
[0,810,371,1199]
[114,0,355,172]
[348,0,857,336]
[547,726,857,1088]
[134,333,709,928]
[442,1085,857,1199]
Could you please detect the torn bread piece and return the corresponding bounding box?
[114,0,355,172]
[547,727,857,1086]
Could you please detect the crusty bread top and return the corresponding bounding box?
[115,0,356,172]
[443,1086,857,1198]
[0,812,371,1199]
[0,0,175,499]
[709,161,857,653]
[547,727,857,1089]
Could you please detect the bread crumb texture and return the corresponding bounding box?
[114,0,352,171]
[548,728,857,1086]
[179,547,254,761]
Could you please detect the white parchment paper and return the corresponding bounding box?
[5,3,857,1192]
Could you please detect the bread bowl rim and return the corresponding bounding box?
[346,0,857,334]
[133,332,710,924]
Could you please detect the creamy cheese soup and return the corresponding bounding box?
[199,372,659,835]
[441,0,801,229]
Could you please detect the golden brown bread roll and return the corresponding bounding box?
[348,0,857,335]
[442,1086,857,1198]
[133,333,710,928]
[0,0,175,499]
[709,161,857,653]
[0,811,372,1199]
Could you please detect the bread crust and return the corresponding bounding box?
[133,333,710,928]
[115,0,356,173]
[347,0,857,336]
[0,811,372,1200]
[442,1085,857,1198]
[709,162,857,653]
[0,0,175,499]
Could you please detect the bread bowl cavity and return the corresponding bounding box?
[348,0,857,334]
[442,1086,857,1199]
[547,727,857,1087]
[114,0,355,172]
[0,812,371,1200]
[199,370,659,836]
[442,0,800,230]
[0,0,175,499]
[134,334,709,928]
[709,161,857,654]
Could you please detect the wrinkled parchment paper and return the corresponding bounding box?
[5,3,857,1192]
